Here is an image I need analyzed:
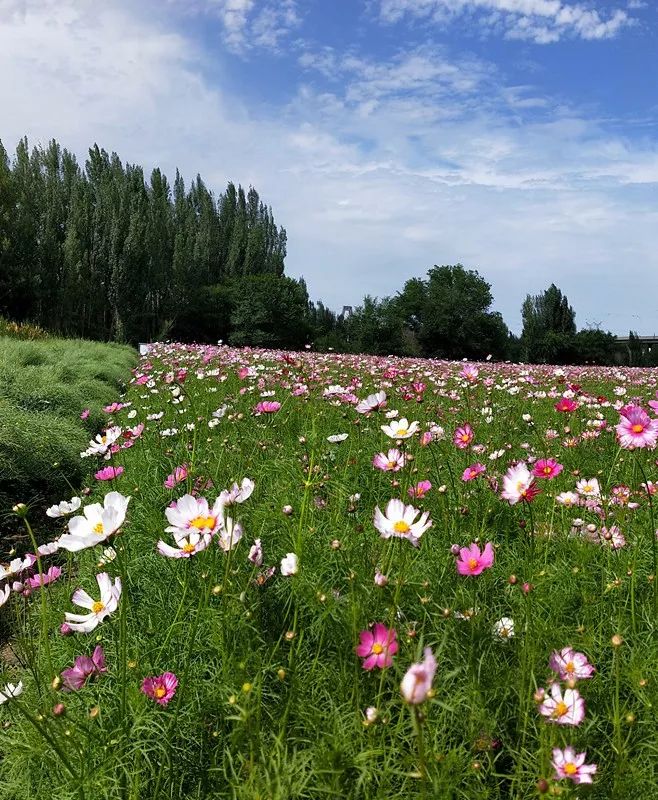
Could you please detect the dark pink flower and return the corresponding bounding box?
[141,672,178,705]
[408,480,432,499]
[456,542,495,576]
[164,464,188,489]
[61,646,107,691]
[532,458,563,479]
[462,463,486,482]
[453,424,474,449]
[355,624,398,670]
[555,397,578,412]
[254,401,281,415]
[27,565,62,589]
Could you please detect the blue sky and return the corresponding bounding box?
[1,0,657,334]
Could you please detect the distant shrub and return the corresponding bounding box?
[0,316,50,340]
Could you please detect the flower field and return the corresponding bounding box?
[2,344,658,799]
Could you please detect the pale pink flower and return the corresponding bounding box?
[355,624,398,670]
[372,449,406,472]
[95,465,124,481]
[164,465,188,489]
[455,542,495,576]
[254,401,281,414]
[400,647,436,704]
[615,405,658,449]
[356,391,387,414]
[552,747,597,784]
[408,480,432,499]
[549,647,595,681]
[538,683,585,726]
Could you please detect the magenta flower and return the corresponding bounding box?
[141,672,178,705]
[462,463,486,482]
[408,480,432,499]
[649,391,658,414]
[552,747,597,784]
[615,405,658,449]
[372,448,406,472]
[532,458,563,479]
[400,647,437,704]
[60,646,107,691]
[538,684,585,726]
[103,402,125,414]
[456,542,495,576]
[254,401,281,415]
[453,424,474,449]
[555,397,578,412]
[355,623,398,670]
[95,465,124,481]
[549,647,595,681]
[27,565,62,589]
[164,464,188,489]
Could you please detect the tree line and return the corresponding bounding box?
[0,137,647,365]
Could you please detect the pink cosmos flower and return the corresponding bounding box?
[61,646,107,691]
[532,458,563,479]
[408,480,432,499]
[400,647,437,704]
[164,465,188,489]
[649,391,658,414]
[254,401,281,415]
[460,365,479,382]
[103,402,124,414]
[27,565,62,589]
[549,647,595,681]
[456,542,495,576]
[538,684,585,726]
[462,463,486,482]
[372,449,406,472]
[141,672,178,705]
[453,424,474,449]
[615,405,658,449]
[555,397,578,412]
[420,431,433,447]
[552,747,597,785]
[501,462,541,504]
[80,409,90,420]
[95,466,124,481]
[355,624,398,670]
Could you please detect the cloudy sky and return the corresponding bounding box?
[1,0,657,334]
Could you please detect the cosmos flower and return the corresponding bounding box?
[575,478,601,498]
[373,499,432,546]
[248,539,263,566]
[45,497,82,518]
[380,418,419,439]
[453,424,474,449]
[165,495,223,538]
[216,517,243,552]
[157,529,212,558]
[64,572,122,633]
[501,463,540,505]
[492,617,515,640]
[555,491,580,507]
[141,672,178,706]
[95,465,124,481]
[0,681,23,704]
[356,391,387,414]
[372,449,407,472]
[615,405,658,449]
[549,647,595,681]
[164,465,188,489]
[58,492,131,552]
[532,459,563,479]
[538,683,585,726]
[552,747,597,785]
[0,585,10,607]
[280,553,298,576]
[254,401,281,414]
[462,463,486,482]
[219,478,255,506]
[61,646,107,691]
[400,647,436,704]
[408,480,432,499]
[355,624,398,670]
[555,397,578,412]
[455,542,495,576]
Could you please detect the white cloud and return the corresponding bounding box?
[377,0,633,44]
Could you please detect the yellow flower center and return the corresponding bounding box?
[565,661,575,674]
[468,558,478,570]
[564,762,578,776]
[393,520,410,534]
[387,461,397,469]
[92,601,105,614]
[182,542,196,553]
[554,701,568,718]
[631,424,644,433]
[397,426,408,435]
[461,434,470,442]
[154,686,167,698]
[543,466,552,475]
[189,516,215,530]
[371,643,384,655]
[93,522,104,534]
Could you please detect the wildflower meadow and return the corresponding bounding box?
[2,344,658,799]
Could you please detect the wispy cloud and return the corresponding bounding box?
[377,0,633,44]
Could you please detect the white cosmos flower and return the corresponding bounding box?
[0,584,10,607]
[81,426,123,459]
[381,418,419,439]
[45,497,82,518]
[355,391,387,414]
[217,517,243,552]
[280,553,298,576]
[0,681,23,704]
[576,478,601,498]
[57,492,130,552]
[165,495,224,537]
[64,572,121,633]
[327,433,348,443]
[0,555,35,581]
[556,491,580,507]
[373,499,432,547]
[493,617,515,640]
[157,530,212,558]
[219,479,255,507]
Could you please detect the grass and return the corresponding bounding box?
[0,337,136,533]
[1,345,658,798]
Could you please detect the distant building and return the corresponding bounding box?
[341,305,353,318]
